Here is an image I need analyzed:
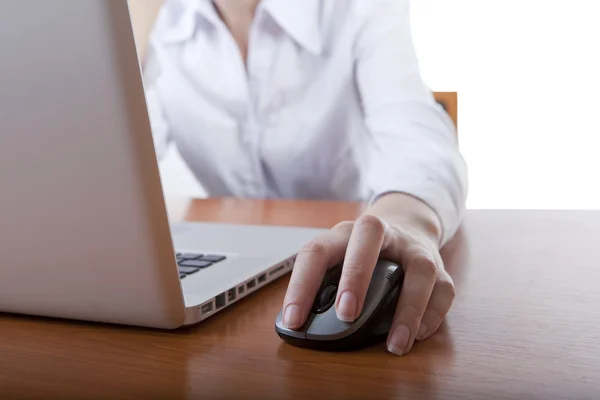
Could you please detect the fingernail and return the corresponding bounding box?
[387,325,410,356]
[337,291,357,322]
[417,322,428,340]
[283,304,302,329]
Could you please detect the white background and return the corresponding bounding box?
[158,0,600,210]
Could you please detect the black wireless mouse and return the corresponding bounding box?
[275,259,405,351]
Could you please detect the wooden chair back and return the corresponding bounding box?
[434,92,458,128]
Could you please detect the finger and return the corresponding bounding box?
[281,222,353,329]
[387,248,438,356]
[416,269,455,341]
[335,215,388,322]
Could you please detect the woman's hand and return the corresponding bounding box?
[280,194,455,356]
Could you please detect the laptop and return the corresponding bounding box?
[0,1,325,328]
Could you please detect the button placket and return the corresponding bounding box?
[245,18,277,198]
[245,116,262,196]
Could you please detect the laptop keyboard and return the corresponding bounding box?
[176,253,226,279]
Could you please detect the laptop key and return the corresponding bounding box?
[179,260,212,268]
[200,255,226,263]
[178,266,201,274]
[179,253,203,260]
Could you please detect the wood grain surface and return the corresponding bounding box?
[1,198,600,400]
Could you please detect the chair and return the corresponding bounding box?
[434,92,458,128]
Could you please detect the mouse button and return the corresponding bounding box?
[348,263,398,329]
[368,286,401,336]
[275,311,315,339]
[365,263,396,302]
[305,310,354,340]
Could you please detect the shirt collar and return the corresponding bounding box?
[160,0,219,44]
[160,0,326,55]
[261,0,325,55]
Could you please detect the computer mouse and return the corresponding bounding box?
[275,259,404,351]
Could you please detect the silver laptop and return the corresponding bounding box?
[0,1,325,328]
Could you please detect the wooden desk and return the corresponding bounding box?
[1,199,600,399]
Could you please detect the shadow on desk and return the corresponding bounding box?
[273,320,456,399]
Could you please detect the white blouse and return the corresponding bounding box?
[142,0,468,244]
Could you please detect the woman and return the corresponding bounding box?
[130,0,468,356]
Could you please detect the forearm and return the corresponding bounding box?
[127,0,164,61]
[365,193,443,247]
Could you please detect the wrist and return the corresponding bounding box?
[366,193,442,247]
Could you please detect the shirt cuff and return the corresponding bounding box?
[369,176,466,247]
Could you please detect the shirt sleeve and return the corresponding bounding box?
[354,0,468,246]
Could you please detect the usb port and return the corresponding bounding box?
[258,273,267,284]
[269,265,285,276]
[247,279,256,289]
[215,293,226,309]
[227,288,236,302]
[201,302,213,314]
[238,285,245,295]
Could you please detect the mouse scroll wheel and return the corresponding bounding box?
[313,284,337,314]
